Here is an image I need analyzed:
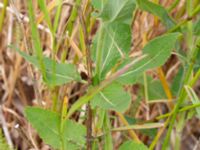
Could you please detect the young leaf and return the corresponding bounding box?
[25,107,86,150]
[91,82,131,112]
[92,0,107,10]
[117,33,181,84]
[119,141,149,150]
[99,0,136,24]
[92,0,136,81]
[136,0,176,28]
[92,22,132,80]
[15,48,81,86]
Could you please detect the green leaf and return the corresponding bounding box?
[27,0,47,79]
[136,75,166,100]
[148,81,166,100]
[92,22,132,80]
[99,0,136,24]
[25,107,86,150]
[136,0,176,28]
[117,33,181,84]
[91,82,131,112]
[15,48,81,86]
[119,141,149,150]
[92,0,107,10]
[92,0,136,81]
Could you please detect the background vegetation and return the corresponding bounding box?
[0,0,200,149]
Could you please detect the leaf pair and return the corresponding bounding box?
[90,0,180,113]
[91,32,181,112]
[91,0,136,112]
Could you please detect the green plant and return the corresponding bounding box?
[8,0,200,149]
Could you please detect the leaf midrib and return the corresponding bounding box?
[121,43,171,77]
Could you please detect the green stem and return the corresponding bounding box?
[160,4,200,148]
[167,0,180,12]
[156,102,200,120]
[174,113,185,150]
[52,88,59,111]
[53,0,62,33]
[190,68,200,86]
[167,4,200,33]
[149,118,170,150]
[103,112,113,150]
[191,4,200,17]
[143,72,149,119]
[27,0,47,81]
[162,38,200,150]
[67,55,147,118]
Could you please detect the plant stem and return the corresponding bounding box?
[27,0,47,81]
[116,112,141,142]
[78,1,94,149]
[156,103,200,120]
[86,104,92,150]
[67,54,147,118]
[167,3,200,33]
[167,0,180,12]
[60,96,68,150]
[103,112,113,150]
[149,117,170,150]
[162,38,200,150]
[157,67,173,109]
[152,5,200,148]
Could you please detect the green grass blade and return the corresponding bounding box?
[27,0,47,81]
[53,0,62,34]
[37,0,53,31]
